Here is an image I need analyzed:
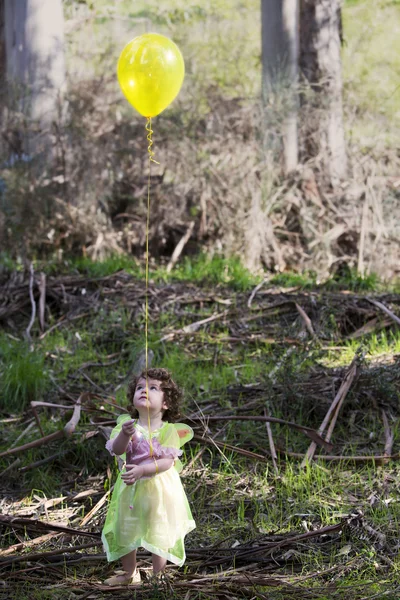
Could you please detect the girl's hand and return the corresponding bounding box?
[121,419,136,437]
[122,464,144,485]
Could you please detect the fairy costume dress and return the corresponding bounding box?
[102,415,196,566]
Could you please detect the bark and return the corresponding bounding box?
[299,0,347,181]
[3,0,66,155]
[261,0,299,173]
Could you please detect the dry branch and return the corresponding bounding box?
[301,357,359,466]
[0,541,102,566]
[366,298,400,327]
[189,415,332,450]
[166,220,195,273]
[0,514,100,538]
[25,263,36,341]
[295,302,316,338]
[0,393,88,458]
[381,410,394,459]
[193,434,269,462]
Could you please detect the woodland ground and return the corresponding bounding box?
[0,257,399,599]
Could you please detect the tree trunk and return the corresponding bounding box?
[261,0,299,174]
[3,0,66,155]
[299,0,347,182]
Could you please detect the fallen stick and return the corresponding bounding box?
[0,514,100,538]
[301,358,358,466]
[192,434,269,462]
[0,393,87,458]
[160,310,230,341]
[189,415,332,450]
[166,220,195,273]
[381,410,394,460]
[0,541,102,566]
[0,532,62,557]
[295,303,316,338]
[80,490,110,527]
[18,450,70,472]
[0,430,65,458]
[264,410,278,474]
[9,420,35,449]
[0,457,21,478]
[25,263,36,341]
[279,449,400,463]
[366,298,400,327]
[38,272,46,332]
[203,523,343,566]
[324,362,359,445]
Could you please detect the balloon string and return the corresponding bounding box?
[146,116,160,165]
[145,117,157,456]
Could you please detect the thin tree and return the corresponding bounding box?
[261,0,299,174]
[299,0,347,181]
[1,0,66,157]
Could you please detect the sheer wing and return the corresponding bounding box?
[172,423,194,473]
[174,423,194,447]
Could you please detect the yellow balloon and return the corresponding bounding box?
[117,33,185,118]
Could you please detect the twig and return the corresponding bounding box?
[301,357,358,466]
[278,449,400,462]
[0,532,62,557]
[381,410,394,460]
[264,410,279,475]
[357,194,369,276]
[0,514,100,538]
[192,434,269,462]
[80,489,110,527]
[203,523,343,566]
[366,298,400,327]
[159,310,229,341]
[347,316,392,339]
[18,450,70,472]
[9,420,35,448]
[25,262,36,340]
[0,393,87,458]
[38,272,46,332]
[0,430,65,458]
[0,541,102,566]
[166,221,195,273]
[31,405,45,437]
[295,303,316,338]
[0,457,21,478]
[247,278,268,308]
[189,415,332,450]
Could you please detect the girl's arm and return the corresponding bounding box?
[121,457,174,485]
[109,419,137,456]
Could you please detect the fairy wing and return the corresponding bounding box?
[172,423,194,474]
[174,423,194,448]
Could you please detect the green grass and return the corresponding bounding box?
[0,335,50,412]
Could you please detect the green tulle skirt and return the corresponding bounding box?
[102,467,196,566]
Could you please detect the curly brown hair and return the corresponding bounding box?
[126,368,182,423]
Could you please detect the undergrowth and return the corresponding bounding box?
[0,263,399,599]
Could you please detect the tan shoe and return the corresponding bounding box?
[104,569,141,586]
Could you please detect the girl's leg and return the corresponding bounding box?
[104,550,140,585]
[121,549,137,576]
[152,554,167,574]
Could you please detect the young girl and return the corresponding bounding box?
[101,368,196,586]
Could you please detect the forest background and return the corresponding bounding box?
[0,0,399,280]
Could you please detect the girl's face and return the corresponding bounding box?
[133,377,168,416]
